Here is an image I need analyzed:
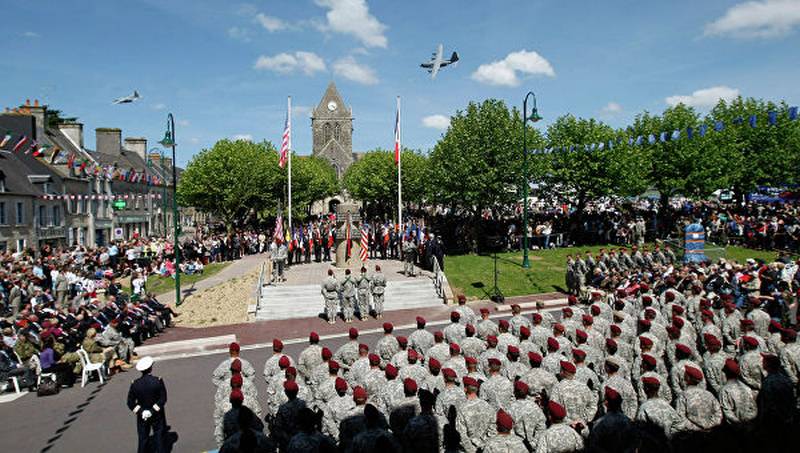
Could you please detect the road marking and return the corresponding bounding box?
[0,391,28,404]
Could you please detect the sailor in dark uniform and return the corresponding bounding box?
[127,356,168,453]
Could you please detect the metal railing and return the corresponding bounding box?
[431,255,447,302]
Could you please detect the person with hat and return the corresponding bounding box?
[370,264,387,319]
[213,342,256,387]
[267,367,311,420]
[481,357,513,410]
[455,375,494,453]
[496,319,520,356]
[271,379,307,452]
[529,312,551,352]
[508,303,531,337]
[362,353,387,398]
[442,343,468,380]
[436,367,466,416]
[285,407,337,452]
[670,343,705,397]
[560,307,580,343]
[376,323,400,367]
[339,386,383,452]
[551,323,572,358]
[719,358,758,425]
[402,236,418,277]
[297,332,322,383]
[346,344,372,386]
[408,316,434,356]
[504,379,546,451]
[399,349,428,385]
[401,389,441,453]
[538,400,584,453]
[550,359,597,424]
[588,387,637,453]
[602,358,638,420]
[454,294,477,326]
[444,311,466,346]
[216,380,265,446]
[322,376,355,439]
[316,360,347,407]
[636,376,684,438]
[338,269,358,323]
[572,348,601,398]
[334,327,361,370]
[263,338,294,383]
[479,335,508,375]
[701,334,726,396]
[376,363,404,415]
[309,346,334,394]
[675,365,722,431]
[481,409,527,453]
[779,328,799,385]
[126,356,168,453]
[739,336,765,391]
[503,345,527,381]
[355,266,371,321]
[390,335,411,370]
[461,323,486,360]
[321,269,340,324]
[476,307,499,340]
[426,331,450,367]
[464,356,487,384]
[541,337,566,376]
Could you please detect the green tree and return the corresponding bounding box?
[427,99,541,215]
[291,154,338,217]
[46,109,78,128]
[177,139,283,228]
[342,149,428,217]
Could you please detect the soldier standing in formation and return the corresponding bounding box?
[339,269,357,323]
[321,269,339,324]
[402,238,417,277]
[355,267,371,321]
[371,265,387,319]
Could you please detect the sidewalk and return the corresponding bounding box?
[155,253,268,302]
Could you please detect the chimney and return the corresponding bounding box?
[21,99,46,140]
[95,128,122,155]
[124,137,147,161]
[58,123,84,149]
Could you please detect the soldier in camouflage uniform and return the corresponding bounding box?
[521,352,557,399]
[322,377,355,439]
[370,265,387,319]
[376,323,400,367]
[339,269,357,323]
[436,368,466,416]
[455,376,495,453]
[402,389,443,453]
[636,376,684,438]
[444,312,465,346]
[481,357,513,410]
[476,308,499,340]
[505,380,546,450]
[321,269,340,324]
[355,267,371,320]
[272,380,308,451]
[297,332,322,383]
[483,409,527,453]
[536,401,584,453]
[376,364,403,415]
[334,328,361,371]
[408,316,435,356]
[428,331,451,367]
[454,295,477,326]
[719,358,758,425]
[263,339,293,384]
[403,239,417,277]
[462,324,487,360]
[550,360,597,425]
[212,343,256,387]
[674,365,722,431]
[508,304,531,337]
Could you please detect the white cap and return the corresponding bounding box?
[136,356,154,372]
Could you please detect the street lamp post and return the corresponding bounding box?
[521,91,542,269]
[158,114,181,306]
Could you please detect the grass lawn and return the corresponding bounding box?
[446,245,784,300]
[122,262,230,296]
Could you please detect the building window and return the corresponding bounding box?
[0,176,6,193]
[16,239,25,251]
[81,198,87,214]
[38,205,46,227]
[92,199,99,216]
[42,182,51,194]
[0,241,6,252]
[0,202,5,225]
[78,228,86,246]
[16,202,23,224]
[323,123,332,143]
[52,205,61,226]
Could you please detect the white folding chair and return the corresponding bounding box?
[77,348,105,388]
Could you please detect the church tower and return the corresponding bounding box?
[311,82,354,179]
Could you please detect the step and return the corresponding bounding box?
[134,334,237,359]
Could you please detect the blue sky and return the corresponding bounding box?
[2,0,799,165]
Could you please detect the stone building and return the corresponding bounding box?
[311,82,356,179]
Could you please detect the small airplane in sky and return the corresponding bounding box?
[112,90,141,105]
[420,44,459,79]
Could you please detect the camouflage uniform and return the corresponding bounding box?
[213,396,263,445]
[636,397,684,438]
[362,368,387,398]
[263,353,294,384]
[481,374,514,410]
[371,270,387,318]
[322,393,356,438]
[334,340,360,370]
[444,322,466,346]
[509,314,532,337]
[297,344,322,382]
[520,368,557,398]
[376,335,400,367]
[339,275,357,322]
[272,397,308,450]
[497,332,520,356]
[483,433,528,453]
[403,241,417,276]
[674,385,722,431]
[781,342,800,385]
[603,375,638,420]
[461,336,487,361]
[455,397,495,453]
[506,397,547,449]
[436,385,466,416]
[356,272,371,319]
[455,305,478,326]
[504,360,528,381]
[212,357,256,387]
[377,379,404,415]
[442,357,468,380]
[534,422,584,453]
[479,348,509,375]
[408,328,435,356]
[702,350,728,396]
[402,412,445,453]
[477,319,499,340]
[399,362,428,385]
[550,378,597,424]
[321,275,340,323]
[739,350,764,390]
[427,343,451,368]
[347,356,371,386]
[719,378,758,424]
[637,371,672,403]
[422,372,446,394]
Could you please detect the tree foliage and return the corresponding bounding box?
[291,155,339,216]
[342,149,428,214]
[177,139,283,226]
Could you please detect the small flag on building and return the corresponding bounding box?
[0,131,12,148]
[49,146,61,164]
[13,136,29,153]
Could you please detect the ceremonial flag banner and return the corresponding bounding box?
[49,146,61,164]
[360,227,369,262]
[274,214,283,241]
[279,109,290,168]
[12,136,29,153]
[0,131,11,148]
[346,215,352,260]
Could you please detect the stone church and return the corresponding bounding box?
[311,82,358,179]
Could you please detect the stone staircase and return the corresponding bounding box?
[255,277,442,321]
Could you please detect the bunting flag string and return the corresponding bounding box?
[36,193,163,201]
[530,106,799,155]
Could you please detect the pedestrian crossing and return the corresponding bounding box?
[255,277,443,321]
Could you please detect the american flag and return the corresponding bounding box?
[274,214,283,241]
[279,109,290,168]
[360,227,369,262]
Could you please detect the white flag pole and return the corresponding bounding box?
[397,96,402,229]
[287,96,293,233]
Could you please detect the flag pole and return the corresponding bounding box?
[287,96,293,233]
[397,96,402,229]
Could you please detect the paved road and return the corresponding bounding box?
[0,308,562,453]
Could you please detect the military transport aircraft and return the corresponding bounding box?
[420,44,459,79]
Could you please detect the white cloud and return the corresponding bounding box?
[232,134,253,142]
[471,50,555,87]
[332,56,378,85]
[178,119,190,127]
[705,0,800,38]
[227,26,252,42]
[665,85,740,108]
[254,51,327,75]
[314,0,388,48]
[292,105,313,118]
[190,137,200,144]
[601,102,623,114]
[152,103,166,111]
[422,114,451,130]
[22,31,40,38]
[256,13,288,32]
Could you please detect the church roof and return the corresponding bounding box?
[312,81,351,118]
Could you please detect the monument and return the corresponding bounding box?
[683,222,708,263]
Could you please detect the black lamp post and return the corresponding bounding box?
[158,113,180,306]
[521,91,542,269]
